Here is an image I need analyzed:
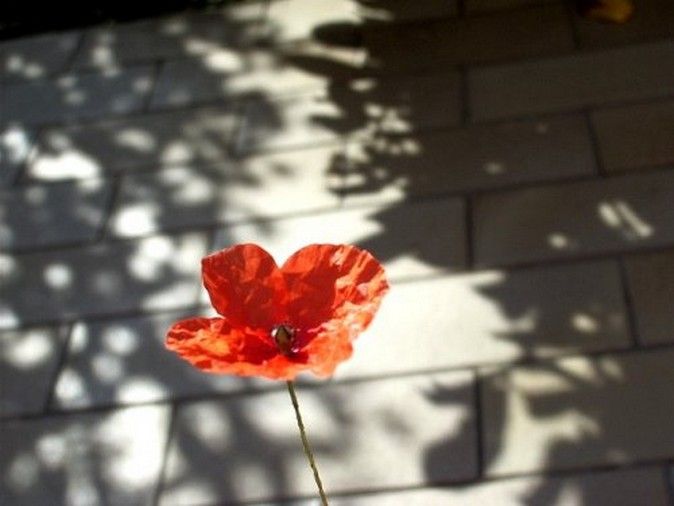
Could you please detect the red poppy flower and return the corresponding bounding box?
[166,244,389,380]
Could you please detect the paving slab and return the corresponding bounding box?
[481,348,674,476]
[108,144,343,238]
[474,169,674,267]
[0,32,81,82]
[592,99,674,173]
[338,260,629,379]
[25,106,239,181]
[0,179,112,251]
[343,114,595,204]
[73,4,268,70]
[159,371,476,505]
[469,40,674,121]
[0,232,208,329]
[0,125,33,187]
[0,325,68,417]
[288,467,671,505]
[361,4,573,72]
[574,0,674,49]
[52,311,254,410]
[0,405,169,505]
[1,67,155,126]
[213,197,467,281]
[624,249,674,345]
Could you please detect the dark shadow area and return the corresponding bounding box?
[1,0,241,40]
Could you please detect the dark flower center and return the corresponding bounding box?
[271,324,295,355]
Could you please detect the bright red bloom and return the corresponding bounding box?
[166,244,389,380]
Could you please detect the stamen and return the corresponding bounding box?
[272,324,295,355]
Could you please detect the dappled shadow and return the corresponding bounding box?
[2,0,674,504]
[290,1,674,504]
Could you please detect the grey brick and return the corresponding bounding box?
[592,100,674,173]
[0,32,81,82]
[339,261,630,379]
[0,232,208,329]
[26,106,238,181]
[213,198,467,281]
[574,0,674,49]
[625,249,674,345]
[289,467,670,505]
[1,67,155,126]
[469,41,674,121]
[343,114,595,204]
[0,326,68,416]
[0,179,112,251]
[474,170,674,267]
[159,372,476,505]
[109,145,343,238]
[74,5,267,69]
[0,405,169,505]
[482,348,674,475]
[362,4,573,72]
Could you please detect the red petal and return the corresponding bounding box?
[302,323,355,377]
[281,244,389,338]
[202,244,287,330]
[166,317,317,380]
[166,317,277,373]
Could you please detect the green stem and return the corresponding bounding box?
[286,381,329,506]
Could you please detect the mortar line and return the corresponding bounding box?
[151,402,178,506]
[41,322,75,413]
[617,256,642,348]
[583,108,607,177]
[473,370,484,478]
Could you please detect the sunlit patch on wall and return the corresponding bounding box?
[597,200,653,241]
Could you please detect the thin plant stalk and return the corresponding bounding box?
[286,380,329,505]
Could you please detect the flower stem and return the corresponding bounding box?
[286,381,329,505]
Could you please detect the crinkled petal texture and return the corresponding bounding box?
[166,244,389,380]
[202,244,287,330]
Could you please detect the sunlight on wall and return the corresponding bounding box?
[0,255,20,327]
[547,232,576,250]
[112,204,161,237]
[102,324,139,355]
[1,127,32,165]
[29,150,102,180]
[1,329,53,369]
[597,200,654,240]
[116,377,167,403]
[571,312,599,334]
[43,263,74,290]
[56,368,91,407]
[92,352,124,383]
[115,128,157,153]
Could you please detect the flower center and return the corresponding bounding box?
[271,324,295,355]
